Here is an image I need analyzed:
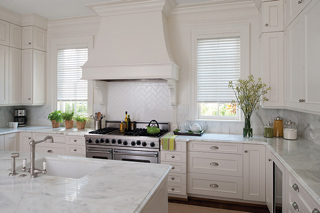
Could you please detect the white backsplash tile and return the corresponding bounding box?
[0,107,15,127]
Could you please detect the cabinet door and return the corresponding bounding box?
[20,132,32,152]
[0,45,9,104]
[9,24,22,49]
[285,17,305,109]
[33,27,46,51]
[0,135,4,151]
[260,32,284,108]
[0,20,9,46]
[9,47,21,104]
[21,49,33,104]
[4,133,17,151]
[261,1,284,33]
[266,149,274,213]
[33,50,46,104]
[304,1,320,113]
[22,26,33,49]
[243,144,265,202]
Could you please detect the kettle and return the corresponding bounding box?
[147,120,160,134]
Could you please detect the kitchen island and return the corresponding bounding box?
[0,151,171,213]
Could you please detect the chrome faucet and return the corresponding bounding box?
[29,135,54,178]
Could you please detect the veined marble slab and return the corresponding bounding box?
[0,127,94,136]
[0,151,171,213]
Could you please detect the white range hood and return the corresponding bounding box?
[82,0,179,82]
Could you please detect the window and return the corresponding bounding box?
[57,48,88,115]
[197,37,241,120]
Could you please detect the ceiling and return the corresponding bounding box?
[0,0,219,20]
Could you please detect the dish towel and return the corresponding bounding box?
[161,134,177,151]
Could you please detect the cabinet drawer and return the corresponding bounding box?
[161,161,186,174]
[36,146,65,155]
[168,172,186,185]
[188,173,243,199]
[33,133,65,144]
[66,145,85,156]
[288,192,308,213]
[161,151,186,163]
[188,141,243,154]
[168,183,187,196]
[161,141,186,152]
[67,136,85,145]
[188,152,243,176]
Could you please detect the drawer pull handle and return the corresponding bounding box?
[210,146,219,150]
[171,155,175,158]
[210,184,219,188]
[172,167,175,170]
[210,162,219,166]
[28,137,31,139]
[74,140,77,142]
[292,183,299,192]
[312,208,320,213]
[171,188,175,191]
[74,149,77,152]
[292,202,299,211]
[171,177,175,180]
[47,150,53,153]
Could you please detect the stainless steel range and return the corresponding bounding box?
[84,121,169,163]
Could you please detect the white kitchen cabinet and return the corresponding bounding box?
[21,49,46,105]
[32,133,65,155]
[4,133,18,151]
[284,0,312,28]
[22,26,46,51]
[0,45,9,105]
[0,20,10,46]
[260,32,284,108]
[66,136,86,157]
[261,0,284,33]
[266,149,273,213]
[9,47,21,105]
[19,132,32,152]
[243,144,265,202]
[0,135,4,151]
[9,24,22,49]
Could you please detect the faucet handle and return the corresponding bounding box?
[11,153,19,158]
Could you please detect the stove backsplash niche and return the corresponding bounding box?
[104,81,173,123]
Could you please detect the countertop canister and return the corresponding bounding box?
[283,120,298,140]
[273,116,283,137]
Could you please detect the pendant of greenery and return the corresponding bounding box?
[228,75,270,138]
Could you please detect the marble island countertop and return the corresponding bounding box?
[176,133,320,205]
[0,151,171,213]
[0,126,94,136]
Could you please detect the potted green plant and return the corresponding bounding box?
[62,111,74,129]
[48,110,63,128]
[73,114,89,130]
[229,75,270,138]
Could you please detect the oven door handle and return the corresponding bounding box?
[114,150,158,158]
[87,149,112,154]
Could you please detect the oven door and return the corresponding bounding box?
[113,149,158,163]
[86,146,113,160]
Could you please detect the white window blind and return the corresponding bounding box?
[197,37,241,102]
[57,48,88,101]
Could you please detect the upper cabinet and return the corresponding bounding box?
[285,0,320,114]
[261,0,284,34]
[10,24,22,49]
[0,20,10,46]
[0,45,9,104]
[284,0,312,28]
[22,26,46,51]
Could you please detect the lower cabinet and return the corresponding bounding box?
[19,132,32,152]
[4,133,18,151]
[0,135,4,150]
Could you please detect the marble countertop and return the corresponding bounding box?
[176,133,320,204]
[0,151,171,213]
[0,127,94,136]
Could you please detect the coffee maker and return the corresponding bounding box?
[14,109,27,127]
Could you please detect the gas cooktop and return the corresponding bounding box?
[88,128,168,138]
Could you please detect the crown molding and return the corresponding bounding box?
[0,5,21,25]
[21,13,48,30]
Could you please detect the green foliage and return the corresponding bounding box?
[61,111,74,121]
[228,74,271,118]
[73,114,89,123]
[48,110,63,122]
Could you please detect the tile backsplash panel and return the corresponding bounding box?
[0,107,15,127]
[105,81,172,122]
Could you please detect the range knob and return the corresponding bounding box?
[131,141,136,146]
[136,140,141,145]
[88,139,93,143]
[105,139,110,143]
[100,138,104,143]
[123,141,128,145]
[95,139,99,144]
[111,139,116,144]
[117,139,122,144]
[150,142,155,147]
[142,142,147,147]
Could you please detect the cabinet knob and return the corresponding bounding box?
[210,184,219,188]
[28,137,31,140]
[210,162,219,166]
[74,140,77,142]
[171,177,175,180]
[28,42,31,45]
[268,158,272,162]
[292,202,299,211]
[171,188,175,191]
[292,183,299,192]
[210,146,219,150]
[47,150,53,153]
[298,0,303,4]
[244,150,248,153]
[28,98,31,100]
[171,155,175,158]
[312,208,320,213]
[265,98,269,101]
[74,149,77,152]
[265,23,269,27]
[172,167,175,170]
